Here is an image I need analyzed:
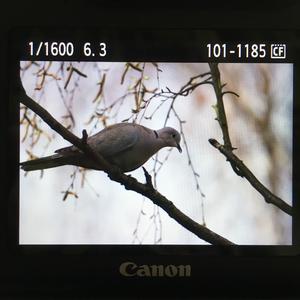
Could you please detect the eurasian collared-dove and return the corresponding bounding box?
[20,122,182,173]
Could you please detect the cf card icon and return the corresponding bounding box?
[271,44,286,59]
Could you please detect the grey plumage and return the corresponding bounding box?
[20,123,182,173]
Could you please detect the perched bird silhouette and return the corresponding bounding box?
[20,123,182,173]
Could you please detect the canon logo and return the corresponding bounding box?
[119,262,191,277]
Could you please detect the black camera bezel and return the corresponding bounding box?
[2,1,300,297]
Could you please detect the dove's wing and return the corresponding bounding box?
[56,123,139,158]
[88,123,139,157]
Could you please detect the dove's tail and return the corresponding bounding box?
[20,154,67,171]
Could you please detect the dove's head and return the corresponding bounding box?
[158,127,182,153]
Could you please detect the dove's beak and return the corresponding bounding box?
[177,143,182,153]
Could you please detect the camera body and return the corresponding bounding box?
[2,1,300,298]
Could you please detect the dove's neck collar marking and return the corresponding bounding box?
[153,130,158,138]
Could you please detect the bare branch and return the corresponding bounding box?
[209,63,234,150]
[208,63,292,216]
[209,63,247,176]
[17,76,234,245]
[208,138,293,216]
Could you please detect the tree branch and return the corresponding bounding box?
[209,139,293,216]
[208,63,292,216]
[209,63,234,150]
[209,63,242,176]
[17,76,234,245]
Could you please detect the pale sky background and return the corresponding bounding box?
[19,62,293,245]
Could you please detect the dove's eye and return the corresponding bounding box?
[172,133,176,138]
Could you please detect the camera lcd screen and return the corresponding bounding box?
[11,29,297,247]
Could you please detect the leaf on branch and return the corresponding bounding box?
[151,63,162,72]
[93,73,106,103]
[121,117,131,122]
[72,67,88,78]
[128,63,143,72]
[25,150,39,160]
[121,63,130,85]
[34,62,53,90]
[62,190,79,201]
[21,61,40,71]
[85,114,96,125]
[31,128,42,146]
[64,64,74,89]
[96,114,109,127]
[211,104,219,119]
[64,64,87,90]
[133,78,142,89]
[79,168,87,188]
[35,78,45,91]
